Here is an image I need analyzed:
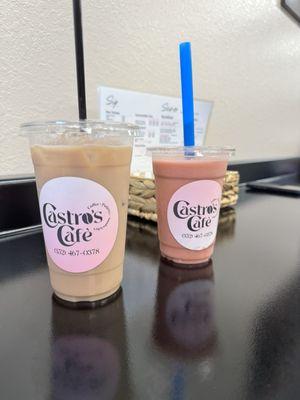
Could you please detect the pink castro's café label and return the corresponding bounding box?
[167,180,222,250]
[39,177,118,273]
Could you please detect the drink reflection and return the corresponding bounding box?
[51,292,131,400]
[153,258,216,359]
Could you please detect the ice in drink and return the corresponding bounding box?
[23,121,136,304]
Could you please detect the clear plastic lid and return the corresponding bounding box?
[148,146,235,159]
[21,120,140,147]
[20,120,139,136]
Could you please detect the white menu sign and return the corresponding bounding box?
[98,86,213,175]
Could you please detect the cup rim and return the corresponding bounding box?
[20,120,139,135]
[148,145,235,158]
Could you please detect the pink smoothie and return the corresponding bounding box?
[153,156,229,265]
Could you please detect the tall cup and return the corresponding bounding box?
[151,146,234,266]
[22,120,137,304]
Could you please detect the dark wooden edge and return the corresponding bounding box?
[1,157,299,235]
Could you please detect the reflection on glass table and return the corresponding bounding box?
[153,258,216,359]
[51,292,132,400]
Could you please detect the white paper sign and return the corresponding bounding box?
[98,86,213,175]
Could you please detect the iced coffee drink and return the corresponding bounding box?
[22,121,136,304]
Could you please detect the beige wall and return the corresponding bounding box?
[1,0,300,175]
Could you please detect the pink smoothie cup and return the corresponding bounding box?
[151,146,234,266]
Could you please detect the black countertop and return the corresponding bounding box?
[1,187,299,400]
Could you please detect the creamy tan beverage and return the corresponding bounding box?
[23,121,136,304]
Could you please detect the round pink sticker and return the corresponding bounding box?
[39,177,118,273]
[167,180,222,250]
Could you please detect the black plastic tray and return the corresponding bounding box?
[247,173,300,196]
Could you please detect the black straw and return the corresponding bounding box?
[72,0,87,120]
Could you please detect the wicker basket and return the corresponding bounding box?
[128,171,239,222]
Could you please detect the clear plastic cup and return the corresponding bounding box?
[21,120,138,305]
[151,146,235,266]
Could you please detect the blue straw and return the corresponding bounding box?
[179,42,195,147]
